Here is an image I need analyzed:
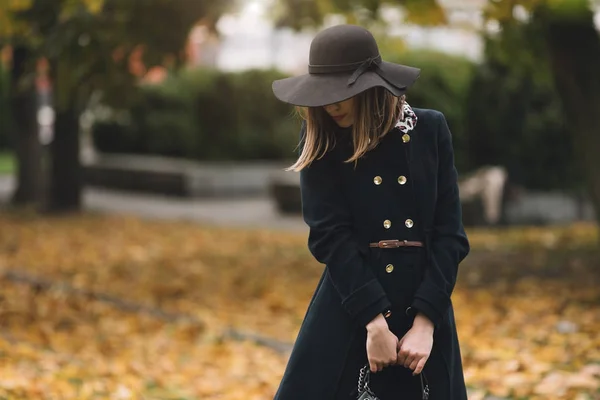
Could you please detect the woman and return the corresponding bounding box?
[271,24,470,400]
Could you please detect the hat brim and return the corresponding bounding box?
[272,61,421,107]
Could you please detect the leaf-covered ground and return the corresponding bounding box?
[0,212,598,399]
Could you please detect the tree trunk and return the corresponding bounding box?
[45,57,83,213]
[9,46,44,207]
[46,105,82,213]
[540,3,600,226]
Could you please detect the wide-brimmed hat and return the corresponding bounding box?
[272,24,421,107]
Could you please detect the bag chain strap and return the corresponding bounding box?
[358,364,430,400]
[357,364,372,394]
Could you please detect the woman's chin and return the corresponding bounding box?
[334,120,353,128]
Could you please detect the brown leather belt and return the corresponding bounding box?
[369,239,425,249]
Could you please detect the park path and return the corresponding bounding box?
[0,175,308,232]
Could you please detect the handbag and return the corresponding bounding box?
[356,364,429,400]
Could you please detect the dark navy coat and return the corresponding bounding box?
[274,108,470,400]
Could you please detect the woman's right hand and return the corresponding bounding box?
[365,314,398,373]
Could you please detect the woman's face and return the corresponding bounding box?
[323,97,355,128]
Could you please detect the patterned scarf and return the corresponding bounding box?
[395,101,417,133]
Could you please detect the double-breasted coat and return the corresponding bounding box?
[273,108,470,400]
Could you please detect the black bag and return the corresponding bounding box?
[356,364,429,400]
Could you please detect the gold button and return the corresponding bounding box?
[402,133,411,143]
[398,175,407,185]
[383,219,392,229]
[373,176,382,185]
[385,264,394,273]
[405,219,414,228]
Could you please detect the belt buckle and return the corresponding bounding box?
[378,240,401,248]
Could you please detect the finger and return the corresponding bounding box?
[399,346,411,363]
[372,362,378,372]
[404,354,415,369]
[409,357,419,371]
[413,358,428,375]
[369,361,377,373]
[396,351,405,366]
[397,336,405,351]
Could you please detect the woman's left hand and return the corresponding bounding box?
[396,313,434,375]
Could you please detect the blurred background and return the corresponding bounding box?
[0,0,598,399]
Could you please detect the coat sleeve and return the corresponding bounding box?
[299,128,392,328]
[409,112,470,328]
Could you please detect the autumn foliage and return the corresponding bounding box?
[0,212,598,399]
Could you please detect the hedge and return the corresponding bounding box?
[93,68,300,161]
[464,20,581,191]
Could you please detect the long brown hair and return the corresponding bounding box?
[288,88,405,171]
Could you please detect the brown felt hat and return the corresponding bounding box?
[272,24,421,107]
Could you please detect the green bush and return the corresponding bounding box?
[134,76,199,158]
[464,19,581,191]
[93,68,299,161]
[92,120,142,154]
